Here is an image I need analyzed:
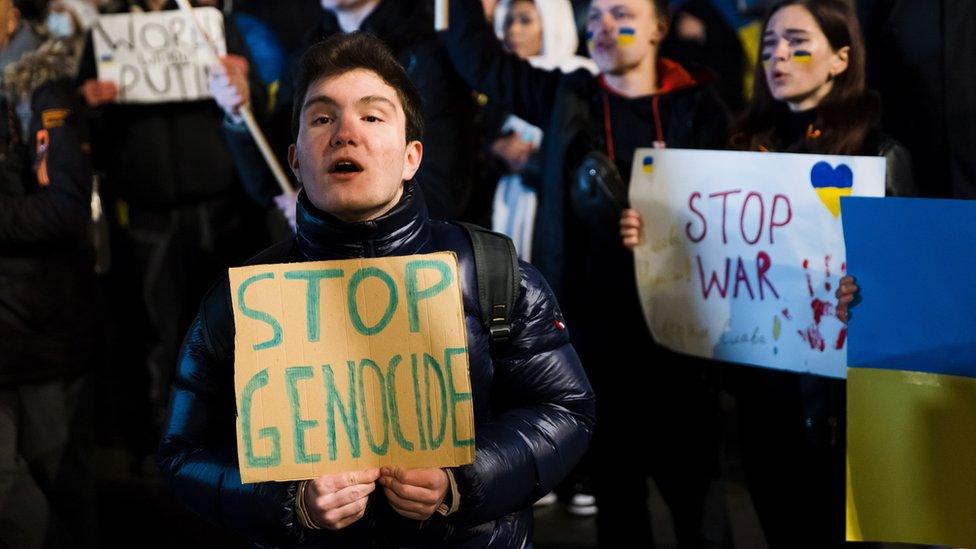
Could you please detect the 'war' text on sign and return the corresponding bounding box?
[629,148,885,378]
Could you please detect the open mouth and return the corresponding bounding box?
[330,159,364,174]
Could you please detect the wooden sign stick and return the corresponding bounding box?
[175,0,294,195]
[435,0,448,31]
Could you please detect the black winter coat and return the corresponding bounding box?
[158,182,595,548]
[0,81,95,385]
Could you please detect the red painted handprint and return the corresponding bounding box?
[796,256,846,351]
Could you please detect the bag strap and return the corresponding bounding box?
[456,222,520,344]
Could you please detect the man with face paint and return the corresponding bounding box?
[0,0,99,546]
[441,0,729,546]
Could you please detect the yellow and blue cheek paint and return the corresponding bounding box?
[642,155,654,174]
[760,50,813,68]
[585,29,595,49]
[792,50,813,65]
[617,27,636,46]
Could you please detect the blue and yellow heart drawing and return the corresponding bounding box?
[810,161,853,218]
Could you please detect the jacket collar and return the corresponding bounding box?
[598,57,702,98]
[295,180,431,260]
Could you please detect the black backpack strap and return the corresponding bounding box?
[457,222,520,345]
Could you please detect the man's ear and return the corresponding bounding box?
[288,144,301,183]
[401,140,423,181]
[650,13,670,46]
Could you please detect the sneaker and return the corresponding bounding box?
[533,491,558,507]
[566,493,597,516]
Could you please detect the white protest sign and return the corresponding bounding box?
[629,148,885,378]
[92,7,225,103]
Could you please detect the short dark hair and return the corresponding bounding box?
[291,32,424,144]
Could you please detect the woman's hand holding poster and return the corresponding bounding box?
[629,148,884,378]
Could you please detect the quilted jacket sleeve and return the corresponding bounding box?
[157,279,374,547]
[449,261,596,526]
[156,279,307,546]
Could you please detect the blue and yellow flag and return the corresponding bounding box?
[843,197,976,548]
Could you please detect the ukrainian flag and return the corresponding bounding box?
[642,155,654,173]
[618,27,636,46]
[843,197,976,549]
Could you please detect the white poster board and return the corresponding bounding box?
[629,148,885,378]
[92,7,225,103]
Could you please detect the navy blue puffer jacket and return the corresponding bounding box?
[157,182,595,548]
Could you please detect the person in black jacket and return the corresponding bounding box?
[158,32,595,548]
[77,0,264,464]
[724,6,912,545]
[0,1,98,545]
[212,0,479,225]
[441,0,729,546]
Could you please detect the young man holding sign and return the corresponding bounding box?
[158,32,594,547]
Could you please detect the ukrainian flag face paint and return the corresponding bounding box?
[617,27,637,46]
[641,155,654,173]
[586,0,664,74]
[792,50,813,65]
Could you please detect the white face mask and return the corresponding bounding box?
[46,12,75,39]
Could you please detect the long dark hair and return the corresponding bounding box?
[729,0,879,155]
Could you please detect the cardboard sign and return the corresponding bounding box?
[629,148,885,378]
[844,197,976,548]
[92,7,225,103]
[229,253,475,483]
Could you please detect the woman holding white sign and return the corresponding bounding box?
[619,0,914,545]
[725,3,914,547]
[621,0,915,545]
